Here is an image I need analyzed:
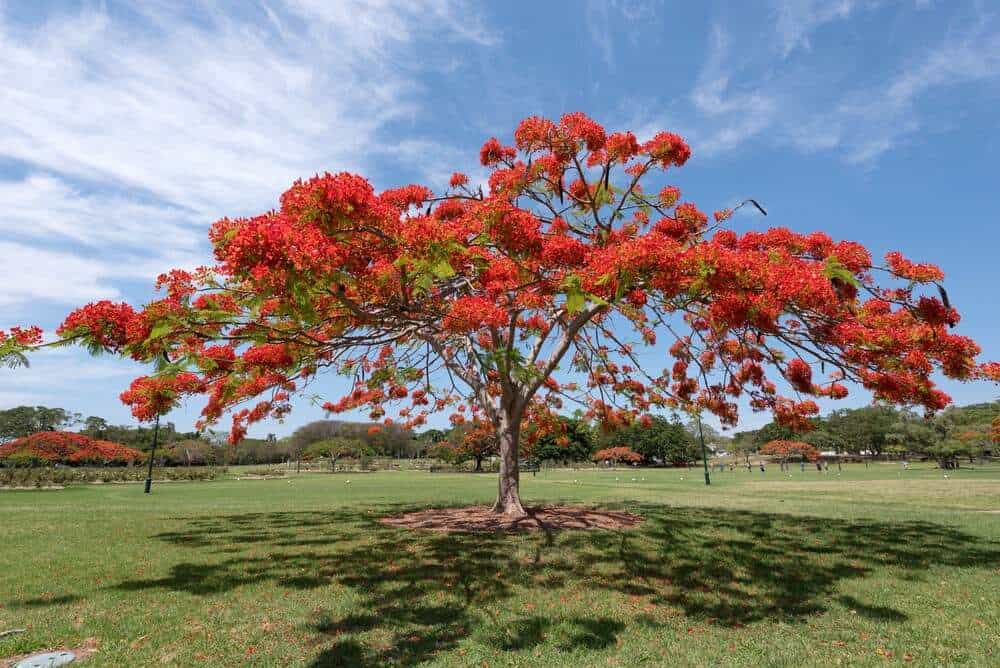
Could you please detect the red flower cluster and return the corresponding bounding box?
[593,446,642,463]
[57,301,141,353]
[480,137,516,166]
[120,373,204,421]
[0,432,142,465]
[784,358,813,393]
[641,132,691,168]
[606,132,640,162]
[760,440,820,462]
[242,344,293,369]
[68,439,144,465]
[0,325,43,346]
[442,296,509,333]
[885,251,944,283]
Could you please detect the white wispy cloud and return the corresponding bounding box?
[0,241,123,307]
[584,0,664,67]
[837,23,1000,162]
[688,25,778,156]
[0,0,494,312]
[772,0,933,57]
[660,5,1000,164]
[0,347,138,414]
[773,0,862,57]
[0,175,200,250]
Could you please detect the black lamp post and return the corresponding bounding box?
[143,414,160,494]
[697,414,711,486]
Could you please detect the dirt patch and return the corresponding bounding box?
[1,637,98,667]
[380,505,644,533]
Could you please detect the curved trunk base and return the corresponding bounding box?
[492,491,527,519]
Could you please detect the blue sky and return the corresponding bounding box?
[1,0,998,437]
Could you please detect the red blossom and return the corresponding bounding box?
[443,296,508,333]
[592,446,642,463]
[120,373,204,422]
[480,137,516,166]
[606,131,640,162]
[514,116,557,151]
[885,251,944,282]
[559,112,607,151]
[641,132,691,167]
[760,440,820,462]
[57,301,140,352]
[380,184,433,210]
[658,186,681,207]
[0,432,141,465]
[3,326,43,346]
[784,358,813,393]
[242,344,293,369]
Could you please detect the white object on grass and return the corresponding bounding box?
[15,651,75,668]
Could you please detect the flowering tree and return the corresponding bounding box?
[7,113,998,518]
[67,438,144,466]
[430,419,498,472]
[600,414,696,465]
[760,439,820,464]
[0,432,142,466]
[592,446,643,465]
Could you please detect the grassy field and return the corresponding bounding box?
[1,463,998,667]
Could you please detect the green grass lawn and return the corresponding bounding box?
[2,463,998,666]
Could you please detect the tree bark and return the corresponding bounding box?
[492,416,526,518]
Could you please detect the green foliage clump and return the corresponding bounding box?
[601,415,698,465]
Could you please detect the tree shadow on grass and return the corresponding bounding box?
[482,615,624,651]
[111,504,999,666]
[9,593,82,608]
[836,595,909,622]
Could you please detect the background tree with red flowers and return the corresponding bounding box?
[11,113,999,518]
[428,418,498,472]
[592,446,642,465]
[759,439,821,470]
[0,431,141,467]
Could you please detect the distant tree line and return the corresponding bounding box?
[730,402,998,469]
[0,406,418,467]
[424,413,704,468]
[3,401,994,470]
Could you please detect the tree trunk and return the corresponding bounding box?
[491,417,526,518]
[474,455,483,472]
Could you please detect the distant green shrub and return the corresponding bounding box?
[0,466,227,488]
